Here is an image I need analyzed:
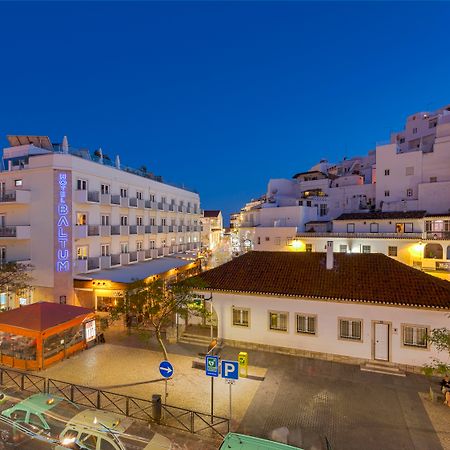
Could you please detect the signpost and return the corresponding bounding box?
[159,361,173,409]
[221,360,239,427]
[205,355,219,423]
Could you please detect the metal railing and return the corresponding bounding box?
[0,191,17,202]
[87,191,99,203]
[88,225,99,236]
[0,227,16,237]
[0,367,229,438]
[295,231,423,239]
[88,257,100,270]
[129,198,138,207]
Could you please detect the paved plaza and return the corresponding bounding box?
[34,327,450,450]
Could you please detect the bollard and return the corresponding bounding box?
[152,394,162,422]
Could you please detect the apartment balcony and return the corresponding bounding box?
[120,197,128,208]
[425,231,450,240]
[74,190,88,203]
[88,257,100,271]
[129,251,138,263]
[129,197,138,208]
[138,250,146,262]
[185,226,191,232]
[100,255,111,269]
[170,245,179,254]
[111,195,121,205]
[151,249,159,258]
[120,225,129,236]
[73,258,87,274]
[88,225,100,236]
[162,247,170,256]
[0,226,31,239]
[157,248,164,257]
[158,202,170,212]
[100,225,111,237]
[178,205,187,213]
[120,253,130,265]
[137,225,145,235]
[145,225,158,234]
[144,249,152,260]
[294,231,423,239]
[111,254,121,266]
[74,225,88,239]
[177,226,183,232]
[111,225,120,235]
[145,200,158,209]
[179,244,187,252]
[137,199,145,209]
[129,225,137,235]
[168,225,176,233]
[158,225,169,233]
[100,193,111,205]
[87,191,100,203]
[168,204,176,212]
[0,190,31,204]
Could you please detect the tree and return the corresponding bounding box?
[424,328,450,375]
[109,278,207,360]
[0,262,33,302]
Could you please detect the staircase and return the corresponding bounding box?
[178,332,213,347]
[360,360,406,377]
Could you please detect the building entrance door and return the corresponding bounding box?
[374,323,389,361]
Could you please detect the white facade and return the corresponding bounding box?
[0,136,201,308]
[208,291,449,369]
[200,211,223,251]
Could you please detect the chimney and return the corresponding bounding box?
[326,241,334,270]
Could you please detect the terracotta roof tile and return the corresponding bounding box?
[334,211,427,221]
[197,251,450,309]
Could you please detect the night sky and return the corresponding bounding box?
[1,2,450,224]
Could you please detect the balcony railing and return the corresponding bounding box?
[87,191,100,203]
[88,225,99,236]
[111,195,121,205]
[100,255,111,269]
[129,251,138,262]
[178,205,187,213]
[120,225,129,235]
[0,190,31,203]
[111,225,120,235]
[0,226,31,239]
[168,225,176,233]
[145,200,158,209]
[295,231,423,239]
[111,254,121,266]
[158,225,169,233]
[88,257,100,271]
[145,225,158,234]
[425,231,450,240]
[129,225,137,235]
[138,250,146,262]
[129,198,138,207]
[100,193,111,205]
[144,249,152,259]
[100,225,111,237]
[137,199,145,209]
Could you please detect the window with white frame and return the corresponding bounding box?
[137,216,143,226]
[150,193,155,202]
[339,245,347,253]
[384,190,390,197]
[362,245,371,254]
[120,188,128,198]
[100,184,110,194]
[150,217,156,226]
[120,242,129,254]
[149,240,156,249]
[101,214,110,226]
[14,179,23,187]
[76,246,88,260]
[77,179,87,190]
[136,191,143,200]
[319,204,328,217]
[347,223,355,233]
[339,319,362,340]
[269,311,288,332]
[120,215,128,226]
[384,169,390,176]
[404,222,413,233]
[369,223,379,233]
[296,314,316,335]
[388,246,398,257]
[402,325,428,348]
[136,241,143,251]
[232,307,249,327]
[101,244,110,256]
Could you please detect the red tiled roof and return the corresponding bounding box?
[203,210,221,218]
[0,302,94,332]
[197,251,450,309]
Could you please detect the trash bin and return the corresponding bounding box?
[152,394,162,422]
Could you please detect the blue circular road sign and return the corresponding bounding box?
[159,360,174,378]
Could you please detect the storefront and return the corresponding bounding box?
[0,302,96,370]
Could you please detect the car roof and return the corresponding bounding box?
[65,409,130,434]
[2,394,62,417]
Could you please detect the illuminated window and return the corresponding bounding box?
[76,246,88,260]
[269,311,288,332]
[305,244,312,252]
[14,179,23,187]
[76,213,87,226]
[232,308,249,327]
[388,246,397,257]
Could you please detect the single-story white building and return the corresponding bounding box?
[196,245,450,372]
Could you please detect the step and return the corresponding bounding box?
[360,366,406,377]
[178,337,211,346]
[181,333,213,341]
[360,362,406,377]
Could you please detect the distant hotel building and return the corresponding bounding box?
[232,104,450,279]
[0,135,202,309]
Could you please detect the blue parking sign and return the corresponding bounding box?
[205,355,219,377]
[221,360,239,380]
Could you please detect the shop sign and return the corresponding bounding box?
[85,320,96,342]
[56,172,70,272]
[436,261,450,271]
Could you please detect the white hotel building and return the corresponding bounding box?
[232,104,450,280]
[0,135,201,309]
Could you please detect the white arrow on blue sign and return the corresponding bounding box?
[221,360,239,380]
[205,355,219,377]
[159,360,174,378]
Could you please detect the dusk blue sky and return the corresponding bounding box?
[1,2,450,224]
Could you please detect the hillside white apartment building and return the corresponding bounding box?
[0,135,202,309]
[232,104,450,279]
[200,210,224,251]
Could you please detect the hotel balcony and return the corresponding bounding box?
[138,250,146,262]
[170,245,179,254]
[120,225,129,236]
[425,231,450,240]
[111,225,120,235]
[157,248,164,257]
[111,195,121,205]
[73,258,87,274]
[120,197,128,208]
[87,257,100,271]
[88,225,99,237]
[129,225,145,235]
[137,199,145,209]
[74,225,88,239]
[120,253,130,265]
[168,225,176,233]
[145,200,158,210]
[150,249,159,258]
[137,225,145,235]
[100,193,111,205]
[158,202,170,212]
[0,226,31,239]
[129,251,138,263]
[145,225,158,234]
[100,225,111,237]
[179,243,187,252]
[0,190,31,204]
[129,197,138,208]
[168,204,176,212]
[162,247,170,256]
[87,191,100,203]
[111,254,121,266]
[100,255,111,269]
[74,190,100,203]
[158,225,169,233]
[129,225,137,235]
[178,205,187,213]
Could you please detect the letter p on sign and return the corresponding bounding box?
[221,360,239,380]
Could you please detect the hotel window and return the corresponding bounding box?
[232,307,249,327]
[101,215,110,226]
[388,246,398,256]
[406,188,413,197]
[0,247,6,262]
[296,314,316,335]
[136,241,143,251]
[150,217,156,226]
[161,196,167,204]
[269,311,288,332]
[76,246,88,260]
[120,216,128,226]
[161,218,167,226]
[305,244,312,252]
[120,188,128,198]
[347,223,355,233]
[76,213,87,226]
[369,223,379,233]
[100,184,110,194]
[77,179,87,190]
[362,245,371,254]
[137,216,143,226]
[430,177,437,183]
[384,190,390,197]
[339,319,362,341]
[14,179,23,187]
[384,169,390,176]
[150,194,155,202]
[402,325,428,348]
[101,244,110,257]
[149,240,156,249]
[136,191,143,200]
[120,242,129,254]
[405,166,414,176]
[339,245,347,253]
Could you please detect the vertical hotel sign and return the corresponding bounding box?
[54,171,72,301]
